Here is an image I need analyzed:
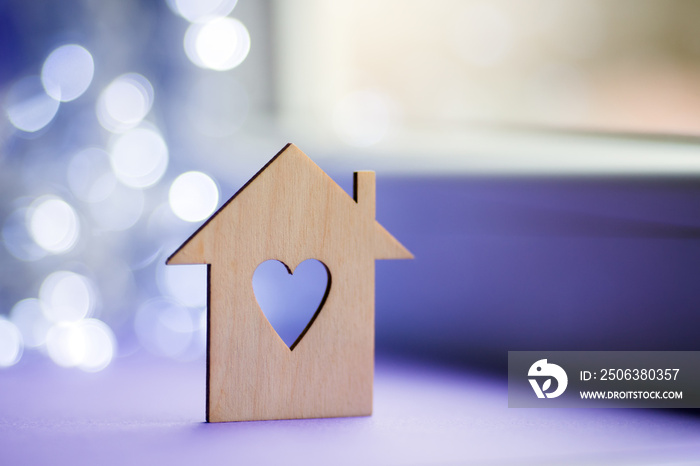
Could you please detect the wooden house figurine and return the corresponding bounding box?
[167,143,412,422]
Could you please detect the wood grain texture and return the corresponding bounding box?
[167,143,412,422]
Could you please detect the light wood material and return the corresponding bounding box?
[167,143,412,422]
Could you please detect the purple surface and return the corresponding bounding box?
[2,355,699,465]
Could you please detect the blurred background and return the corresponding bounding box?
[2,0,700,374]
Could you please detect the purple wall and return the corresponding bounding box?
[372,176,700,369]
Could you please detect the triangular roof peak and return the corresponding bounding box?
[167,143,412,265]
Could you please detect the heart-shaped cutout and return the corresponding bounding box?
[252,259,331,350]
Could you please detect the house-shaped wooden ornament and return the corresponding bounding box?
[167,143,412,422]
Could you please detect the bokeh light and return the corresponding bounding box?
[2,207,47,261]
[168,0,237,22]
[89,183,145,231]
[67,148,115,203]
[39,271,95,323]
[27,196,80,254]
[45,319,116,371]
[168,171,219,222]
[10,298,51,348]
[333,90,394,147]
[4,76,60,132]
[0,318,23,367]
[45,323,82,367]
[135,298,204,360]
[109,127,169,188]
[96,258,136,320]
[96,73,154,133]
[147,203,183,243]
[184,17,250,71]
[41,44,94,102]
[187,74,249,137]
[75,320,116,372]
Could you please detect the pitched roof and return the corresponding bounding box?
[167,143,412,265]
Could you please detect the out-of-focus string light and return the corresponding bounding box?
[147,203,185,241]
[45,319,116,371]
[27,196,80,254]
[41,44,94,102]
[89,183,144,231]
[39,271,95,323]
[109,127,169,189]
[4,76,60,133]
[167,0,238,23]
[96,73,154,133]
[76,320,116,372]
[67,148,115,203]
[2,207,47,261]
[187,74,249,137]
[333,90,394,147]
[85,172,118,204]
[0,318,23,367]
[135,298,204,359]
[10,298,51,348]
[97,258,136,314]
[45,323,83,367]
[168,171,219,222]
[184,17,250,71]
